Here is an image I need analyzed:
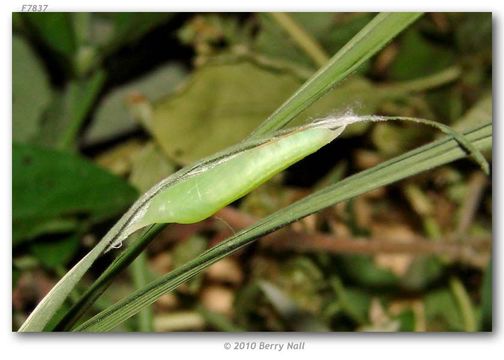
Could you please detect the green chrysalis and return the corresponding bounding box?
[105,117,346,251]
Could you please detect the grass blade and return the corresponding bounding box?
[52,224,165,331]
[18,238,109,331]
[130,252,154,331]
[76,122,492,332]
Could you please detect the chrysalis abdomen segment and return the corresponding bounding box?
[135,125,340,227]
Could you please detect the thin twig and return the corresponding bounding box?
[261,231,489,260]
[214,207,490,267]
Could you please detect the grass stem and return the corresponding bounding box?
[269,12,330,67]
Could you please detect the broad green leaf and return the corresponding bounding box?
[12,36,51,143]
[13,143,138,245]
[75,123,491,331]
[84,63,186,145]
[13,217,79,245]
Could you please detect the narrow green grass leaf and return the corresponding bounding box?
[76,123,491,332]
[250,12,423,137]
[18,239,108,332]
[130,253,154,331]
[51,225,165,331]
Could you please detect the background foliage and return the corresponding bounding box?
[13,12,492,332]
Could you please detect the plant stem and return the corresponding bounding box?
[269,12,330,67]
[59,71,106,150]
